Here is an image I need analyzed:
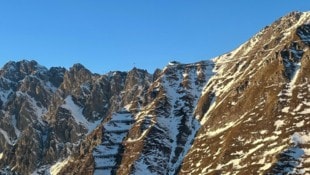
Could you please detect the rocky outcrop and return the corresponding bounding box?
[0,60,65,174]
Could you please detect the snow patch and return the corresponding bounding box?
[302,101,310,106]
[281,107,290,113]
[62,95,100,133]
[0,89,12,105]
[299,108,310,115]
[62,96,87,124]
[11,115,21,138]
[294,104,303,112]
[123,104,132,111]
[127,129,148,143]
[296,120,305,127]
[45,81,57,93]
[205,122,235,138]
[290,62,301,88]
[50,158,71,175]
[0,128,13,145]
[182,72,188,78]
[93,111,134,174]
[200,112,248,139]
[259,130,268,135]
[274,120,285,130]
[292,132,310,145]
[200,94,216,125]
[253,135,278,145]
[258,144,288,172]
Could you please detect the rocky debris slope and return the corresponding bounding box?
[0,11,310,175]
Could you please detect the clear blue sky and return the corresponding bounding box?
[0,1,309,74]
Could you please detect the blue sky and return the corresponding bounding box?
[0,1,309,74]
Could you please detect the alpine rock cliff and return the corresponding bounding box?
[0,11,310,175]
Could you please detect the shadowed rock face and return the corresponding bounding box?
[0,11,310,175]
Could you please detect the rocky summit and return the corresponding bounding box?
[0,11,310,175]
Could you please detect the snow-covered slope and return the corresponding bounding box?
[119,61,214,175]
[93,110,135,174]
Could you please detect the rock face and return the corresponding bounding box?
[0,11,310,175]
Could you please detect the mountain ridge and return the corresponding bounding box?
[0,11,309,175]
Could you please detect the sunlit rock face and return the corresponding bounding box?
[180,11,310,175]
[0,11,310,175]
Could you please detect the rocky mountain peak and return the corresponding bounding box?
[179,11,310,174]
[65,63,92,83]
[70,63,92,76]
[0,60,47,82]
[215,11,310,65]
[125,68,150,91]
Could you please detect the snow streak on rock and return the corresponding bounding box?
[93,110,134,175]
[129,61,214,175]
